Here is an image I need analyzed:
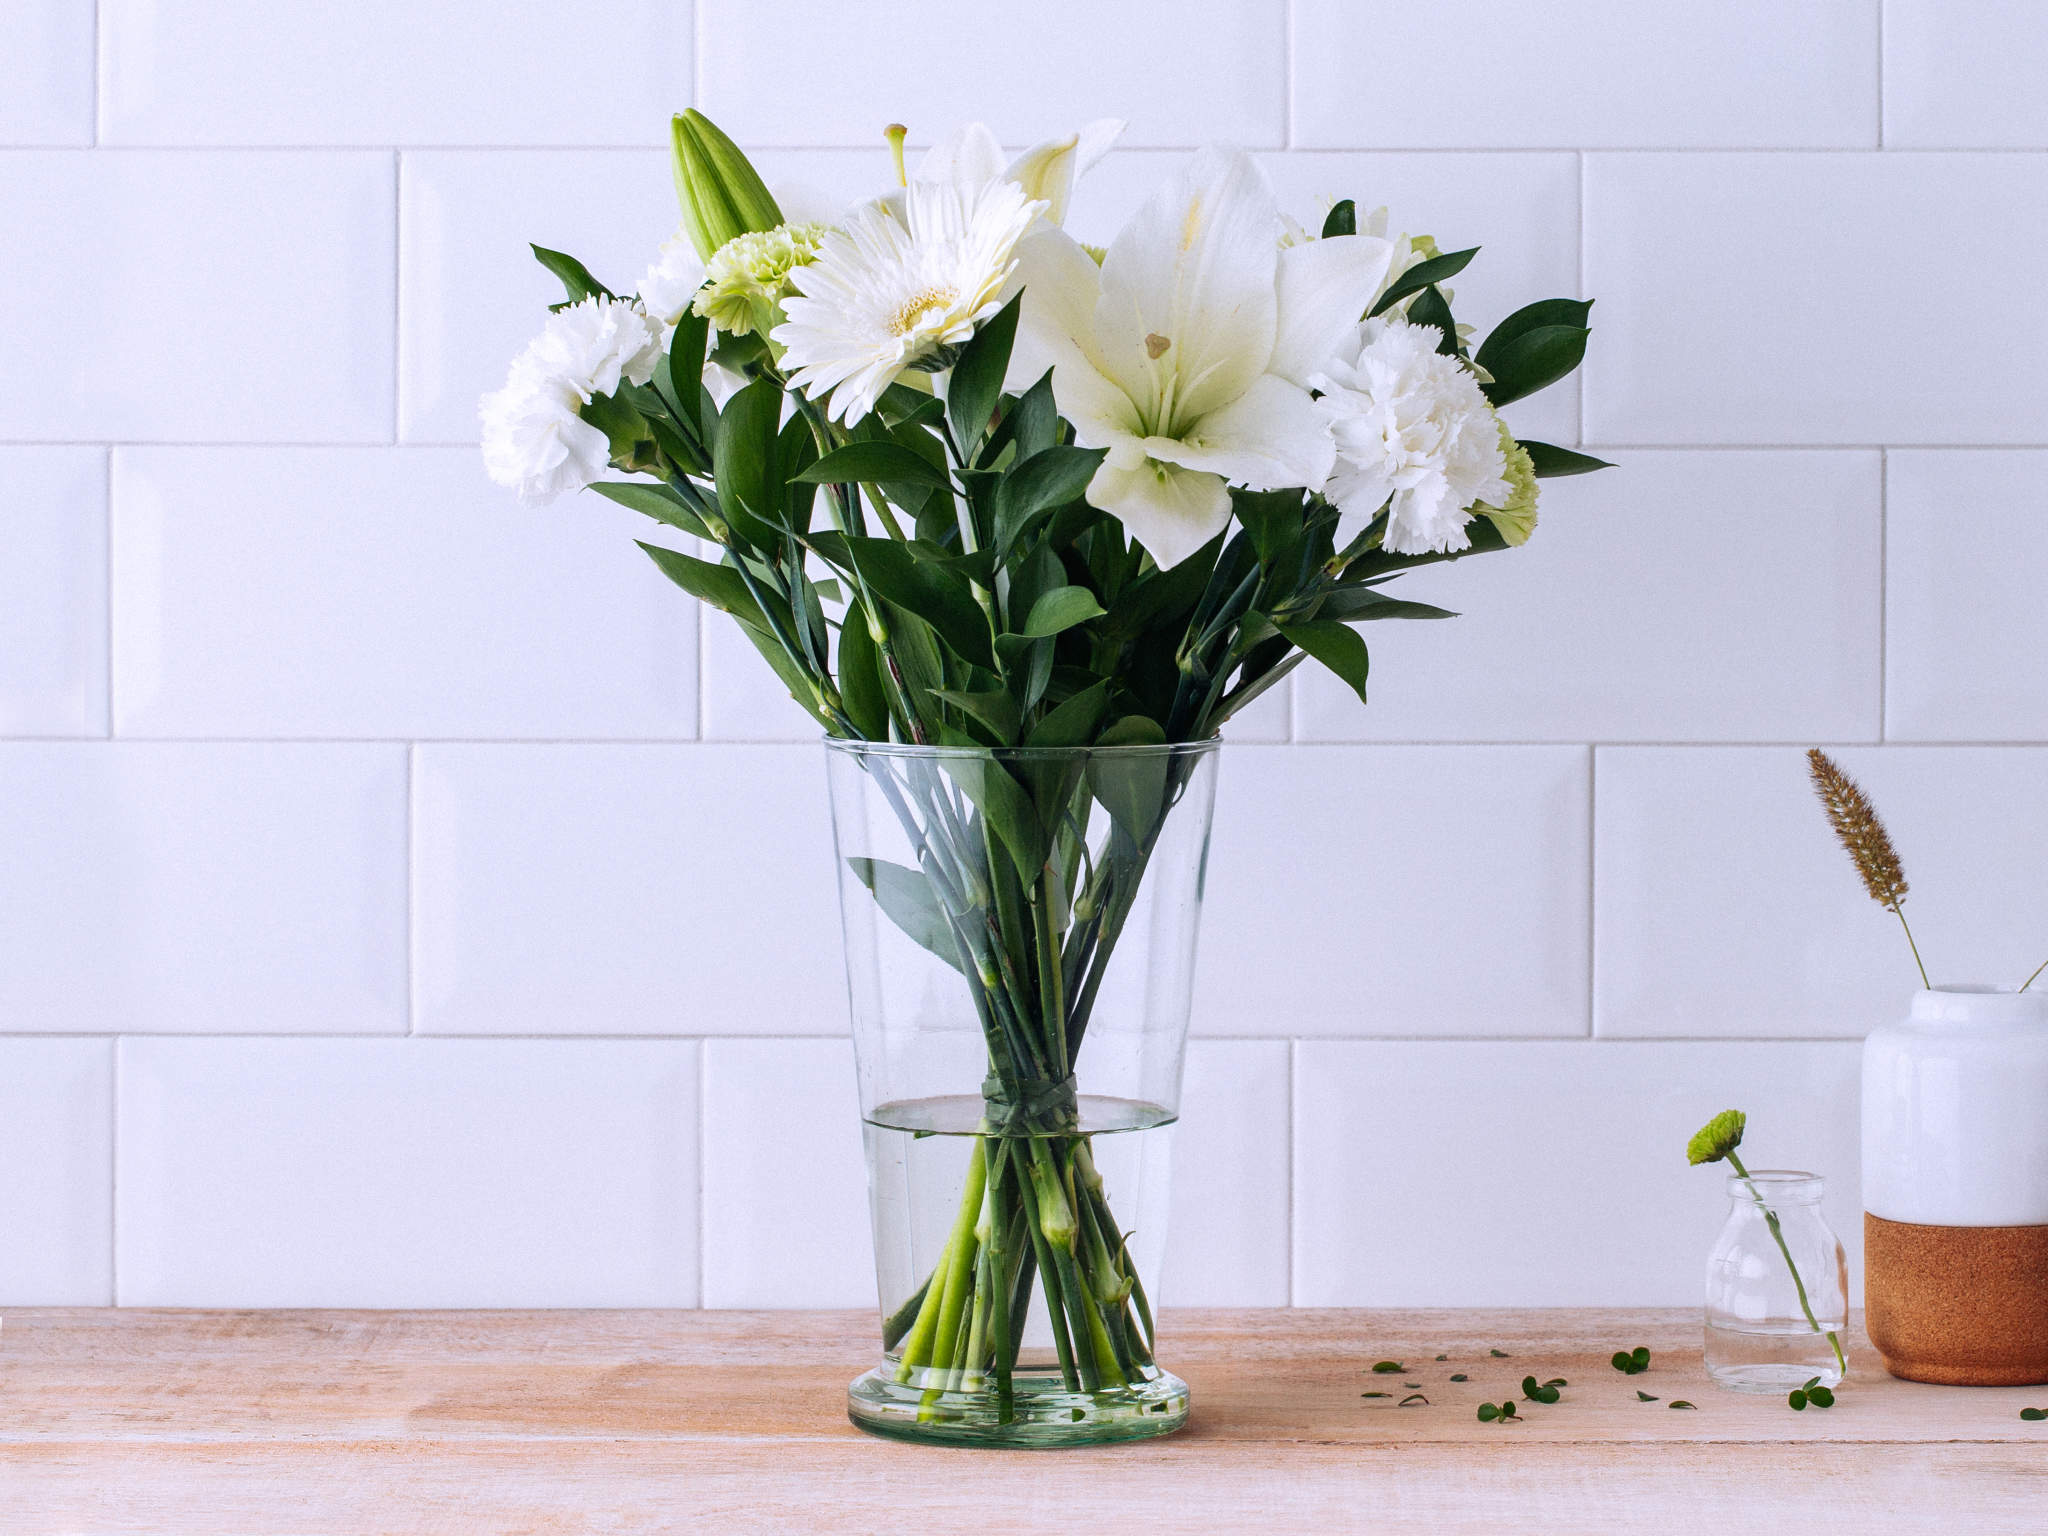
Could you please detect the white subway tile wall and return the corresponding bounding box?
[0,2,2039,1310]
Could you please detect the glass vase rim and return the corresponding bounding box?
[1726,1168,1825,1202]
[1909,986,2048,1025]
[820,733,1224,763]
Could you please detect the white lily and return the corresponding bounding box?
[1006,146,1395,568]
[912,119,1124,227]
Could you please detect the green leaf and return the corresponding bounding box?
[932,686,1020,743]
[848,857,965,975]
[993,445,1106,555]
[1668,1400,1696,1410]
[1231,488,1307,568]
[1636,1391,1659,1402]
[1806,1385,1835,1408]
[637,540,757,619]
[943,754,1045,881]
[1087,715,1171,843]
[948,292,1021,453]
[1405,285,1460,354]
[712,376,787,549]
[795,442,953,491]
[1026,681,1109,749]
[1321,199,1356,239]
[1277,618,1370,706]
[1490,1349,1510,1358]
[2020,1407,2048,1421]
[1398,1393,1428,1407]
[530,244,611,303]
[1476,1403,1500,1423]
[1316,587,1458,623]
[844,536,993,670]
[1476,298,1592,372]
[1371,1361,1405,1374]
[589,481,711,540]
[1022,585,1106,639]
[1449,1374,1469,1382]
[836,602,890,741]
[1520,440,1614,479]
[659,310,710,440]
[1479,323,1590,408]
[1370,246,1478,318]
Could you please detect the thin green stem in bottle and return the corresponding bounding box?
[1727,1149,1847,1378]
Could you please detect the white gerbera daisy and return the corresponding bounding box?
[772,178,1044,424]
[1312,315,1511,555]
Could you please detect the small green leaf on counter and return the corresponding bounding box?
[1399,1393,1429,1407]
[1788,1389,1809,1410]
[1490,1349,1510,1358]
[1435,1354,1448,1361]
[1636,1391,1659,1402]
[2020,1407,2048,1421]
[1449,1373,1469,1382]
[1611,1346,1651,1375]
[1669,1400,1697,1410]
[1361,1391,1390,1398]
[1371,1360,1405,1373]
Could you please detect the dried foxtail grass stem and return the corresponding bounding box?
[1806,748,1931,988]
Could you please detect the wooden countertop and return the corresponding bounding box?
[2,1308,2042,1533]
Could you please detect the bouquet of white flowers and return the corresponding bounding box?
[483,110,1606,1445]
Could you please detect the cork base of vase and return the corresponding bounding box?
[1864,1213,2048,1385]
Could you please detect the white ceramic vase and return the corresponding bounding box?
[1861,986,2048,1384]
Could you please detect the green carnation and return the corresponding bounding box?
[693,222,829,338]
[1476,419,1539,547]
[1686,1109,1747,1166]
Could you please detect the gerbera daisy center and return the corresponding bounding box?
[889,286,961,337]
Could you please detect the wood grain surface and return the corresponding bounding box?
[3,1308,2043,1533]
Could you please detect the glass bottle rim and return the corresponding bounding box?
[1726,1168,1824,1203]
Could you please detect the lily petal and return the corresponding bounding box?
[1147,373,1335,491]
[1007,225,1141,438]
[1094,145,1279,431]
[1269,234,1396,387]
[1005,118,1125,226]
[1086,455,1232,570]
[916,122,1005,188]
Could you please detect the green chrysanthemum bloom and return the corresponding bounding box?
[693,222,830,338]
[1687,1109,1747,1166]
[1476,420,1539,547]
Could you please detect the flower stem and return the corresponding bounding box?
[2022,956,2048,992]
[1727,1150,1846,1378]
[1891,903,1932,990]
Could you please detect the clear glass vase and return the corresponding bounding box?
[824,736,1220,1447]
[1704,1170,1849,1393]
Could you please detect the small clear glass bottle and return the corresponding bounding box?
[1704,1170,1849,1392]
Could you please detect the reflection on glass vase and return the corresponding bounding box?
[824,737,1219,1447]
[1704,1170,1849,1393]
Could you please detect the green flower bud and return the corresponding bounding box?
[669,109,783,263]
[1687,1108,1747,1166]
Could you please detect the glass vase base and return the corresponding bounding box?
[846,1365,1190,1448]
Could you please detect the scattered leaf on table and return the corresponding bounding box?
[1636,1391,1660,1402]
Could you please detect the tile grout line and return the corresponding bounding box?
[108,1040,119,1305]
[696,1038,708,1309]
[405,744,417,1035]
[90,0,100,145]
[102,447,114,736]
[1283,1036,1296,1306]
[1576,150,1587,438]
[1281,0,1295,150]
[390,150,402,445]
[1584,744,1598,1039]
[1877,447,1889,742]
[1876,0,1887,149]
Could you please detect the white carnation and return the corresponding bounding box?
[636,231,707,327]
[479,360,611,507]
[478,296,662,507]
[526,294,664,397]
[1311,316,1512,555]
